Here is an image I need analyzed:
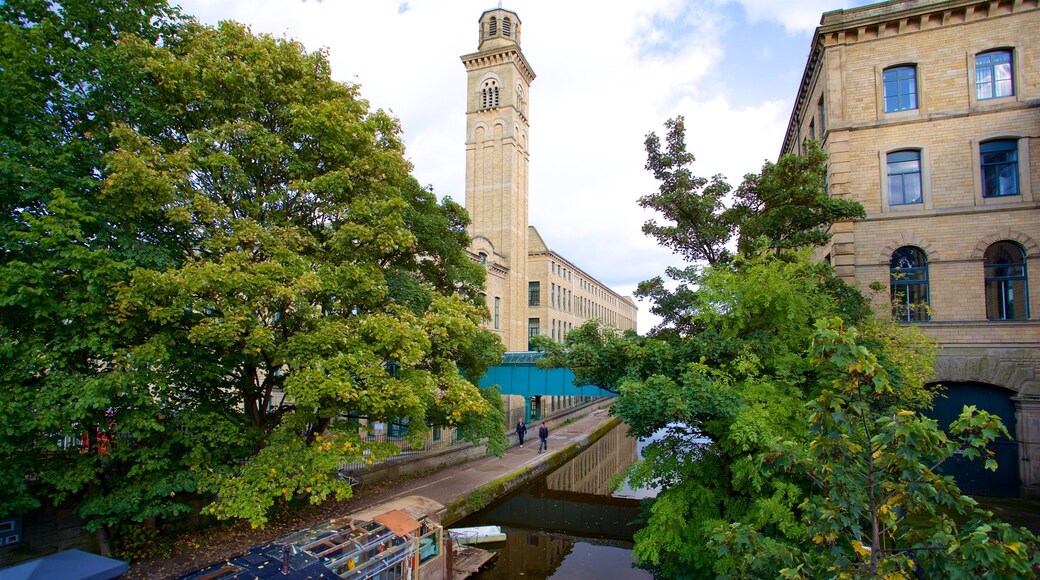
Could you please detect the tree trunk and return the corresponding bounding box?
[95,526,112,557]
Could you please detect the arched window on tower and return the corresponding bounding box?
[515,84,525,116]
[984,241,1029,320]
[481,79,500,109]
[489,16,497,36]
[890,246,929,322]
[503,17,511,37]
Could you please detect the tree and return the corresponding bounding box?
[106,19,507,528]
[730,141,865,256]
[639,116,734,266]
[637,120,865,335]
[639,120,864,273]
[1,1,506,547]
[539,119,1036,577]
[541,251,871,576]
[709,319,1039,578]
[0,0,190,553]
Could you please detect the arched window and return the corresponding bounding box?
[503,17,511,37]
[489,16,497,36]
[984,241,1029,320]
[478,251,487,265]
[480,79,500,109]
[891,246,929,321]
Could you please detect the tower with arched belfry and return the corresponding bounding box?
[461,7,638,358]
[461,7,534,352]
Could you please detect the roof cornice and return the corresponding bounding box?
[461,46,536,84]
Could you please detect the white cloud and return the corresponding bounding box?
[174,0,826,334]
[728,0,859,33]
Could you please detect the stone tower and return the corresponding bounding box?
[461,7,535,351]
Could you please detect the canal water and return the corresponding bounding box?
[453,422,653,579]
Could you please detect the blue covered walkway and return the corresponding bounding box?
[479,352,616,398]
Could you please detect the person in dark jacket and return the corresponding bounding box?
[538,422,549,453]
[516,420,527,447]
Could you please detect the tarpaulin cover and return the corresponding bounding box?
[0,549,129,580]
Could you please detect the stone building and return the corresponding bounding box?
[461,8,637,354]
[784,0,1038,495]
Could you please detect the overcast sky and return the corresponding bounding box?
[176,0,872,334]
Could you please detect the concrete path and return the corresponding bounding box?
[346,406,619,524]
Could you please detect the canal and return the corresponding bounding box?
[453,421,653,579]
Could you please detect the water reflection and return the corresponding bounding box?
[458,421,653,579]
[546,422,639,496]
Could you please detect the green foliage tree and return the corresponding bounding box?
[730,141,865,256]
[0,0,193,552]
[639,116,734,266]
[709,319,1039,578]
[1,0,506,544]
[540,118,1036,576]
[639,118,864,272]
[107,20,507,528]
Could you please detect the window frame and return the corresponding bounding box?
[886,150,923,207]
[971,133,1032,205]
[879,145,931,212]
[882,65,918,113]
[528,281,540,307]
[984,241,1029,321]
[973,49,1015,102]
[890,246,930,322]
[979,139,1019,198]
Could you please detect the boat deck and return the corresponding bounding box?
[451,543,497,579]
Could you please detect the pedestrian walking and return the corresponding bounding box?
[515,420,527,447]
[538,422,549,453]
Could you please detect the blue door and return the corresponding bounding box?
[924,382,1019,497]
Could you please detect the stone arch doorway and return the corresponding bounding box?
[924,381,1020,497]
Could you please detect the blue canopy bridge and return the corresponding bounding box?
[479,352,616,424]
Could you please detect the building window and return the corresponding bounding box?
[890,246,929,322]
[985,241,1029,320]
[388,418,408,438]
[502,17,511,37]
[494,297,500,329]
[976,50,1013,100]
[528,318,540,350]
[489,16,497,35]
[528,281,540,306]
[980,140,1018,198]
[478,251,487,265]
[883,65,917,112]
[818,96,826,134]
[481,79,499,109]
[552,319,556,341]
[887,150,922,205]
